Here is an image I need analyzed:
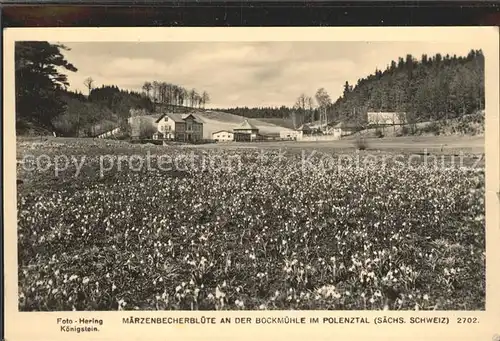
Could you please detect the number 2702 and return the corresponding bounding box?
[457,317,479,324]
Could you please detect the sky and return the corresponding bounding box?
[58,41,484,109]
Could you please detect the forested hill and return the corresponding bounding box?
[53,86,153,136]
[333,49,485,124]
[16,41,484,137]
[218,50,485,126]
[212,106,295,119]
[15,42,154,136]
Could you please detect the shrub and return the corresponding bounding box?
[375,129,384,138]
[422,121,441,135]
[399,126,410,136]
[354,137,368,150]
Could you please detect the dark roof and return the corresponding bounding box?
[234,119,259,131]
[212,130,233,135]
[155,112,203,124]
[296,124,312,132]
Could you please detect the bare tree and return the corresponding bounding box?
[83,77,94,96]
[142,82,152,99]
[295,93,307,113]
[306,96,315,122]
[189,89,198,108]
[315,88,332,130]
[152,81,159,103]
[202,91,210,108]
[159,82,167,104]
[181,88,188,106]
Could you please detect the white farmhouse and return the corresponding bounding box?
[279,129,300,140]
[155,112,204,142]
[367,112,406,125]
[212,130,234,142]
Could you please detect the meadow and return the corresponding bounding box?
[16,137,485,311]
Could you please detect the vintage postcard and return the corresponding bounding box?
[3,27,500,341]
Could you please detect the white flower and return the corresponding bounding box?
[215,287,225,299]
[82,277,89,284]
[423,294,429,300]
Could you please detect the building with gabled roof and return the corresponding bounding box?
[212,130,234,142]
[332,122,355,138]
[233,119,259,142]
[155,112,204,142]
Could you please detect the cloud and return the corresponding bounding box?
[59,41,485,108]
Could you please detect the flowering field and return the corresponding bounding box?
[16,139,485,311]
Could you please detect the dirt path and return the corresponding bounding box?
[187,135,485,154]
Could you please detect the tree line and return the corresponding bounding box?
[53,85,154,137]
[15,41,211,136]
[331,49,485,126]
[141,81,210,109]
[15,41,484,137]
[221,50,485,129]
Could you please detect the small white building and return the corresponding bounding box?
[279,129,300,140]
[212,130,234,142]
[332,122,353,138]
[367,112,406,125]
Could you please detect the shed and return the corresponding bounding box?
[233,119,259,141]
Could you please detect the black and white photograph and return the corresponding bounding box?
[13,35,490,313]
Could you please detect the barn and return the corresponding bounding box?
[233,119,259,142]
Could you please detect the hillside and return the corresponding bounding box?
[16,41,485,139]
[258,118,296,130]
[198,111,293,138]
[330,50,484,125]
[345,111,485,139]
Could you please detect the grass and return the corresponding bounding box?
[16,137,485,311]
